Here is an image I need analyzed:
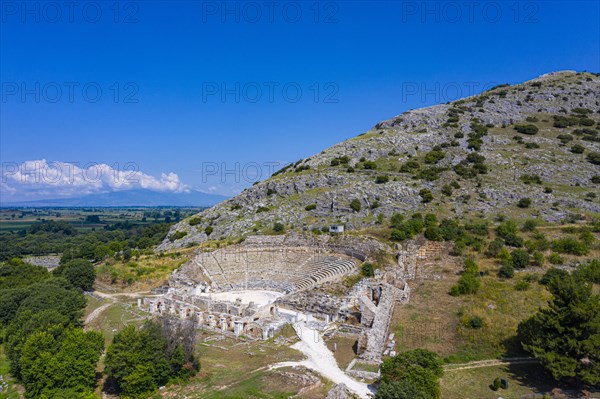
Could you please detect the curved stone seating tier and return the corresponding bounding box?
[192,249,358,293]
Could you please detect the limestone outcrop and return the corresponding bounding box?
[158,71,600,251]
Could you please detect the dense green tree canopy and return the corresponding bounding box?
[54,259,96,291]
[375,380,429,399]
[105,320,199,398]
[380,349,444,399]
[518,273,600,386]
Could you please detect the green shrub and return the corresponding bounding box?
[204,226,213,236]
[438,219,464,241]
[531,251,545,267]
[520,175,542,185]
[522,219,538,232]
[486,238,505,257]
[511,249,530,269]
[517,198,532,208]
[350,199,361,212]
[557,134,574,144]
[188,217,203,226]
[305,204,317,211]
[468,316,483,329]
[553,115,580,128]
[496,221,524,247]
[540,268,569,285]
[498,264,515,278]
[514,124,539,135]
[416,167,444,181]
[551,237,588,255]
[419,189,434,203]
[586,152,600,165]
[574,259,600,284]
[273,222,285,233]
[492,377,501,391]
[515,281,530,291]
[375,175,390,184]
[169,231,187,242]
[450,259,480,296]
[547,253,564,265]
[570,144,585,154]
[424,149,446,164]
[361,262,375,277]
[362,160,377,169]
[424,226,443,241]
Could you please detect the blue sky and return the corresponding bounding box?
[1,0,599,200]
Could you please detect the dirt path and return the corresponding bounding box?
[93,290,158,299]
[85,302,113,326]
[444,357,539,371]
[84,289,156,327]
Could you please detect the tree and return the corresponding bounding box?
[375,380,429,399]
[518,275,600,386]
[85,215,101,223]
[380,349,443,399]
[105,320,199,398]
[19,328,103,397]
[54,259,96,291]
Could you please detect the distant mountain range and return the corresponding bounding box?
[0,189,229,207]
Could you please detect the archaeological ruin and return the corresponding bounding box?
[142,234,447,363]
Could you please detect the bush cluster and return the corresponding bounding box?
[450,258,480,296]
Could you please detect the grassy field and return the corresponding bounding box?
[441,363,568,399]
[325,336,358,370]
[95,247,196,290]
[157,332,328,399]
[391,224,597,363]
[86,299,148,346]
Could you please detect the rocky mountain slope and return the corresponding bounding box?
[159,71,600,251]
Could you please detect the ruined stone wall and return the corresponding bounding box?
[360,284,396,362]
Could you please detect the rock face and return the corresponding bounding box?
[326,383,356,399]
[159,71,600,251]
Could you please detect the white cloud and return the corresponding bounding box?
[1,160,190,201]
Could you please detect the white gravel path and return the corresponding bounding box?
[271,320,373,398]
